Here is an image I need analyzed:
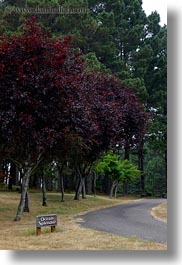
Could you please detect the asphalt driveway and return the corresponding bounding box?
[76,198,167,243]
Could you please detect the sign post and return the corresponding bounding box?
[35,214,57,235]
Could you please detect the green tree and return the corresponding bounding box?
[95,152,140,198]
[84,52,107,72]
[144,22,167,182]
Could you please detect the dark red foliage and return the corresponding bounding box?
[0,18,148,167]
[62,70,149,163]
[0,18,83,165]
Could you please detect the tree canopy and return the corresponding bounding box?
[0,17,149,219]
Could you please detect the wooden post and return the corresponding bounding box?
[51,226,56,232]
[36,227,41,235]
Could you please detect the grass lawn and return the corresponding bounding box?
[0,190,167,250]
[151,202,167,223]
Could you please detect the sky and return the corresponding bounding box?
[142,0,167,25]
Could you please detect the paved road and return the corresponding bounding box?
[76,199,167,243]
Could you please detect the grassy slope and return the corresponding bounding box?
[0,191,167,250]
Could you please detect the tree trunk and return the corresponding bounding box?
[74,163,92,200]
[109,181,117,199]
[74,165,84,200]
[123,141,131,196]
[93,172,97,197]
[19,169,23,193]
[81,177,86,199]
[8,163,16,190]
[42,176,47,206]
[138,139,145,194]
[74,178,82,200]
[124,143,130,160]
[60,174,65,202]
[24,191,30,212]
[114,184,118,198]
[14,166,31,221]
[85,173,93,195]
[57,164,65,202]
